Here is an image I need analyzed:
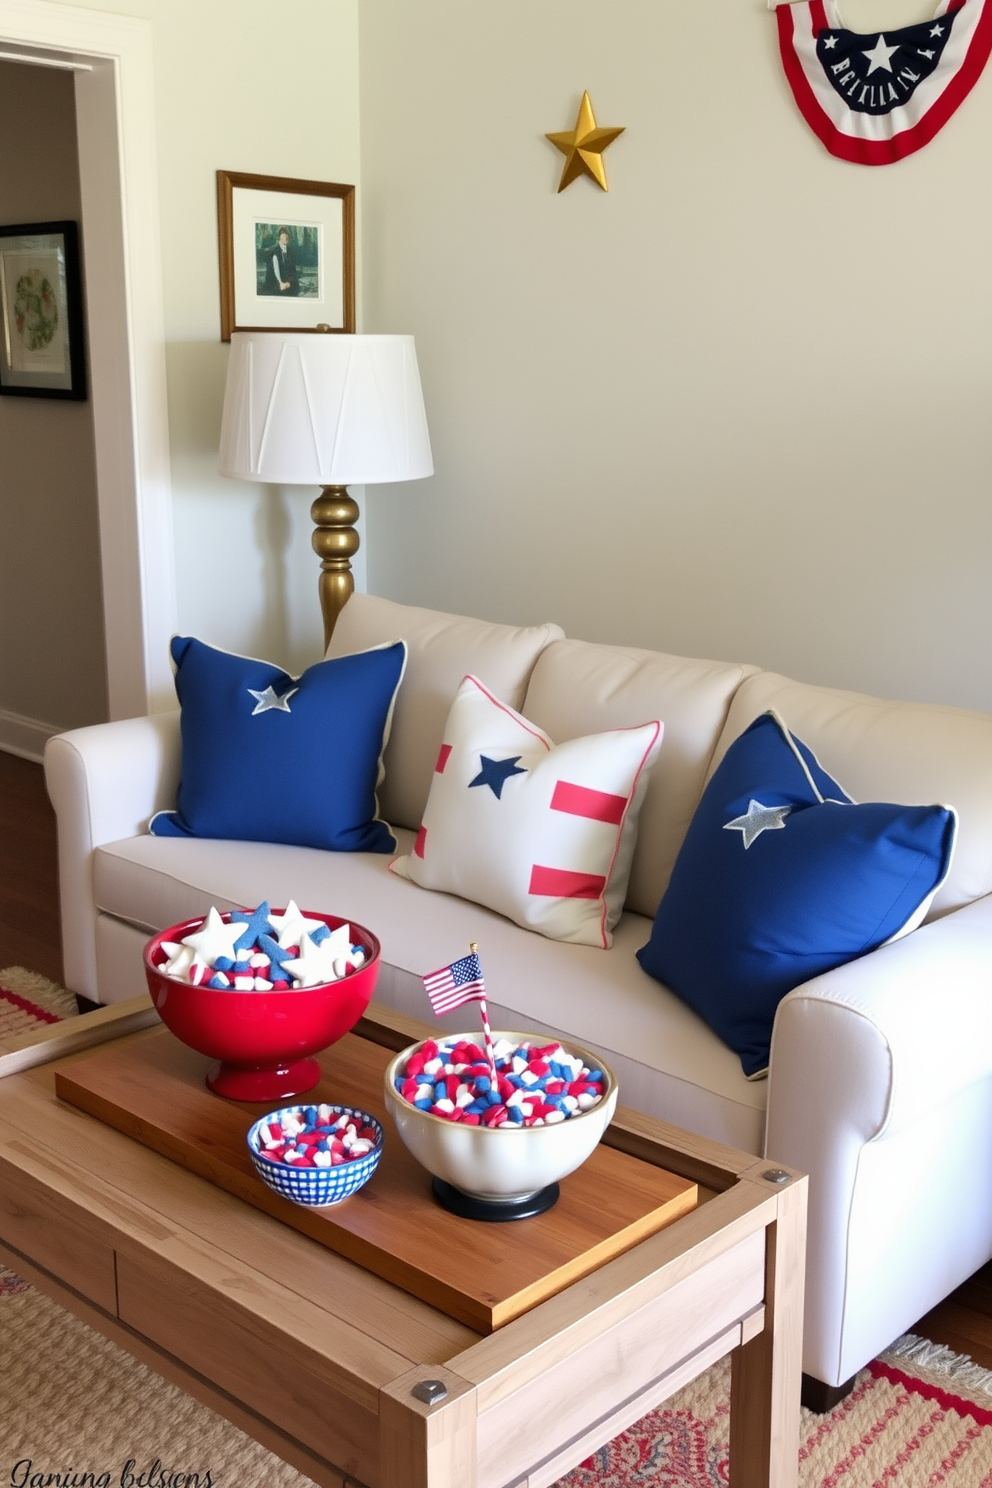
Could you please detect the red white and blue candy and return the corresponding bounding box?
[254,1104,380,1168]
[153,901,366,991]
[393,1037,605,1127]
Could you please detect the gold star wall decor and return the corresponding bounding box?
[546,91,625,193]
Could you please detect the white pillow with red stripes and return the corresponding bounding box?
[390,675,663,947]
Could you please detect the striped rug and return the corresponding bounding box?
[0,965,78,1034]
[557,1338,992,1487]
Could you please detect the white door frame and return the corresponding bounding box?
[0,0,176,718]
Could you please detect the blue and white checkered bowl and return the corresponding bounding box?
[247,1104,384,1207]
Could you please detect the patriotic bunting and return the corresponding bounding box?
[773,0,992,164]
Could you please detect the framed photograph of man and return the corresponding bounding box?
[0,220,87,399]
[217,172,355,341]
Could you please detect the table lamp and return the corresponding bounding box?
[219,330,433,648]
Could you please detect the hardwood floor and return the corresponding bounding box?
[1,747,991,1369]
[0,748,63,985]
[915,1264,992,1370]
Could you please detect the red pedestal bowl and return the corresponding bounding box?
[144,910,381,1102]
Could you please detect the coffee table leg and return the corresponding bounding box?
[380,1366,478,1488]
[729,1176,807,1488]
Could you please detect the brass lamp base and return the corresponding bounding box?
[311,485,359,650]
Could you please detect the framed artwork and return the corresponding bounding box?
[217,171,355,341]
[0,220,87,400]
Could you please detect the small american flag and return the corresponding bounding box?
[422,951,485,1016]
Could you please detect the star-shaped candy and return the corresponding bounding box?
[723,800,792,851]
[231,900,273,953]
[281,924,355,987]
[161,940,196,981]
[257,932,295,978]
[181,906,251,966]
[248,684,299,716]
[862,33,899,74]
[546,91,625,193]
[267,900,330,949]
[469,754,527,800]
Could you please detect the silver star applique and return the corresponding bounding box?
[248,684,299,716]
[723,799,791,850]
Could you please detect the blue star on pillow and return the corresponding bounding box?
[637,710,957,1077]
[469,754,527,798]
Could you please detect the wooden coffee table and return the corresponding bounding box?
[0,998,806,1488]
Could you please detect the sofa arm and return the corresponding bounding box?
[765,893,992,1382]
[767,892,992,1154]
[44,714,181,1001]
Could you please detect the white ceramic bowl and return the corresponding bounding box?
[383,1032,618,1203]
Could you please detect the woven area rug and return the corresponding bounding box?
[3,969,992,1488]
[556,1341,992,1488]
[0,965,78,1035]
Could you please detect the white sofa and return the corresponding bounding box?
[45,592,992,1402]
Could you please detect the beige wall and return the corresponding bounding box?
[357,0,992,712]
[46,0,362,677]
[0,58,108,744]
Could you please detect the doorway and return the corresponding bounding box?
[0,1,176,727]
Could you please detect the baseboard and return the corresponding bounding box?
[0,707,64,763]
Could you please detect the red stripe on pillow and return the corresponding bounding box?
[414,825,427,858]
[550,780,627,825]
[435,743,452,773]
[529,865,607,900]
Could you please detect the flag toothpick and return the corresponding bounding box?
[422,941,497,1080]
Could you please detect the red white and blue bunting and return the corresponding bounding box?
[773,0,992,164]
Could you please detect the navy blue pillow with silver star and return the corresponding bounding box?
[150,634,406,852]
[636,711,956,1077]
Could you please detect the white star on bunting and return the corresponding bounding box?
[862,34,899,74]
[248,684,298,715]
[723,799,792,850]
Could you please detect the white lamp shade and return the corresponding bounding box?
[219,332,433,486]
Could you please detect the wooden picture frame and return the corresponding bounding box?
[217,171,355,341]
[0,220,87,400]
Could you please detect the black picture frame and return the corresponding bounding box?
[0,219,87,400]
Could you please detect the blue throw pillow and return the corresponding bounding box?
[150,636,406,853]
[636,711,957,1077]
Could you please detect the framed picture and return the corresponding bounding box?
[217,171,355,341]
[0,220,86,400]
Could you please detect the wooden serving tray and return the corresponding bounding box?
[55,1027,697,1332]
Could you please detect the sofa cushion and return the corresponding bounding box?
[149,635,405,853]
[91,831,767,1152]
[712,673,992,919]
[325,594,564,832]
[390,675,663,947]
[638,711,958,1077]
[520,638,759,919]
